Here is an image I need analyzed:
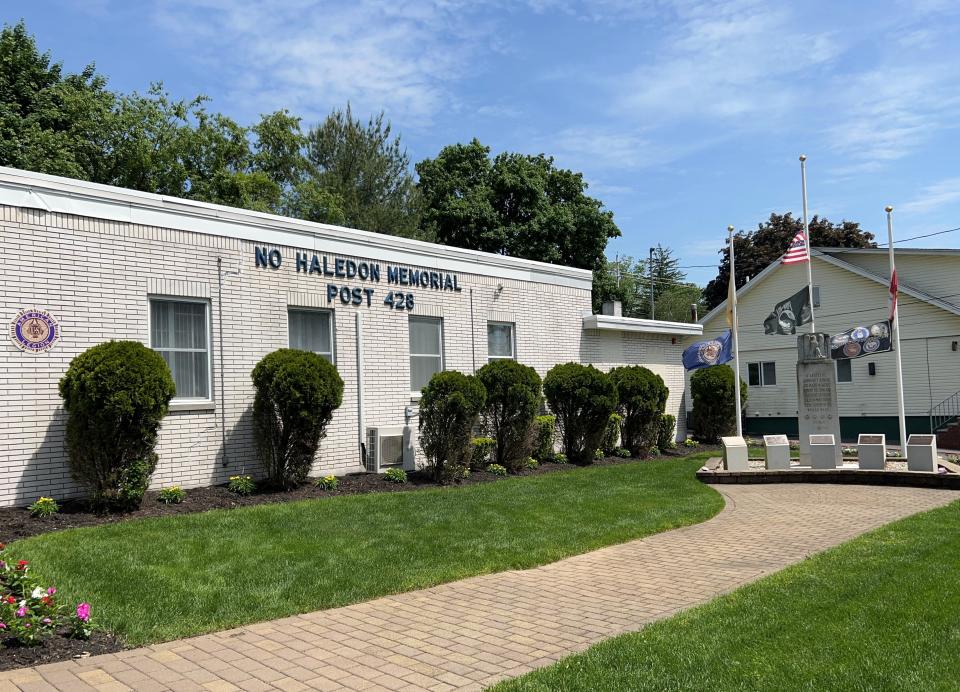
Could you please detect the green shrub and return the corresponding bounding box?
[648,446,661,457]
[553,452,568,464]
[314,475,339,490]
[227,475,256,496]
[543,363,618,465]
[683,438,699,448]
[609,366,668,457]
[602,413,623,453]
[615,447,631,458]
[28,496,59,518]
[419,371,486,483]
[534,415,557,460]
[476,360,542,473]
[158,486,185,504]
[471,437,496,470]
[486,463,508,476]
[525,457,539,470]
[657,413,677,450]
[594,448,605,460]
[59,340,175,511]
[689,366,747,443]
[252,349,344,488]
[384,468,407,484]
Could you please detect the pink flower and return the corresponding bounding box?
[76,603,91,622]
[0,622,6,629]
[42,617,52,625]
[16,606,27,617]
[47,587,57,596]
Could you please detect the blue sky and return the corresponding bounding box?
[10,0,960,284]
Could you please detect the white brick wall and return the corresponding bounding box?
[1,202,688,506]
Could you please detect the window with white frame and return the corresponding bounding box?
[150,298,211,400]
[836,358,852,383]
[747,361,777,387]
[288,308,334,361]
[487,322,515,362]
[409,316,443,391]
[813,285,821,308]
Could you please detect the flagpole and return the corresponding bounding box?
[728,225,743,437]
[799,154,817,332]
[886,205,908,450]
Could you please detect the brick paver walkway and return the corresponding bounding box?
[2,483,956,691]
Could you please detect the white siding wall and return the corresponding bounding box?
[688,256,960,422]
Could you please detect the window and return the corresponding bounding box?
[409,316,443,391]
[813,285,821,308]
[150,298,211,400]
[487,322,515,361]
[288,309,334,361]
[836,358,852,383]
[747,361,777,387]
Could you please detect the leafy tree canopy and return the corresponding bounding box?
[703,212,876,309]
[415,138,621,271]
[593,245,705,322]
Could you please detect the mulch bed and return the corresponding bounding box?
[3,446,711,546]
[0,631,123,672]
[0,445,710,672]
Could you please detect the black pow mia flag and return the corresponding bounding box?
[764,287,812,335]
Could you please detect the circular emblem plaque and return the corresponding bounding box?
[10,309,60,353]
[863,336,881,353]
[698,339,723,365]
[851,326,870,342]
[843,341,862,358]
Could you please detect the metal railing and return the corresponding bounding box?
[930,390,960,433]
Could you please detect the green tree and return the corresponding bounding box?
[0,21,116,181]
[703,212,876,309]
[593,246,703,322]
[305,104,421,237]
[417,138,620,271]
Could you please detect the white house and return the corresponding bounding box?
[689,247,960,446]
[0,166,701,507]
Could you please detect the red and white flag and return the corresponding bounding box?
[782,230,809,264]
[889,268,898,321]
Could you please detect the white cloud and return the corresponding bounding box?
[824,66,960,175]
[613,0,839,123]
[900,177,960,215]
[151,0,498,126]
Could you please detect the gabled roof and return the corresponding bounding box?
[700,248,960,326]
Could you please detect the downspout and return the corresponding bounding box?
[356,311,365,468]
[216,257,229,466]
[469,287,476,373]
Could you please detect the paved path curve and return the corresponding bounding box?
[2,484,956,692]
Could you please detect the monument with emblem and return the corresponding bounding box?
[796,332,842,466]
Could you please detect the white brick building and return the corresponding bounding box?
[0,167,700,507]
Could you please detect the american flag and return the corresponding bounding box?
[889,268,898,321]
[782,230,809,264]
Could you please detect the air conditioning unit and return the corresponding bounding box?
[365,426,405,473]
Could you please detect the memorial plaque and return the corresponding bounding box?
[857,433,886,470]
[908,435,935,445]
[763,435,791,471]
[796,336,843,466]
[810,434,835,444]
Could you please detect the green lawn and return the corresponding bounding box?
[11,457,720,646]
[495,498,960,692]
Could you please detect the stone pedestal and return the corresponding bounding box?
[797,333,842,467]
[810,434,839,469]
[722,436,748,471]
[906,434,938,472]
[857,433,886,470]
[763,435,791,470]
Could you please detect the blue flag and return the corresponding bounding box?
[683,330,733,371]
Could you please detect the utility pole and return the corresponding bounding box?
[649,247,655,320]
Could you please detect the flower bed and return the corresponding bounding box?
[1,446,711,546]
[0,544,119,671]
